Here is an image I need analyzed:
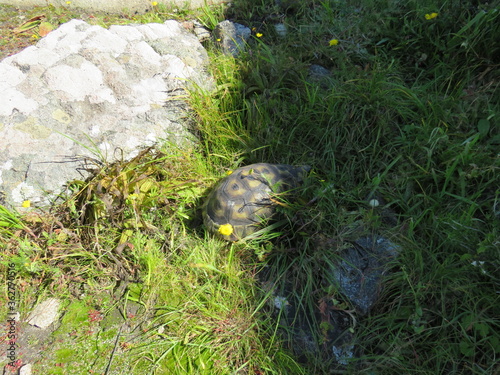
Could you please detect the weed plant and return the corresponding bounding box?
[0,0,499,374]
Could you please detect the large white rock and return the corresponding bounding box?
[0,19,213,209]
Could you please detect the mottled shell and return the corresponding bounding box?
[203,163,310,241]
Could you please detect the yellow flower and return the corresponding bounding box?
[256,33,263,38]
[66,1,71,4]
[425,12,438,20]
[226,170,233,175]
[218,223,234,237]
[22,200,31,208]
[329,39,339,46]
[152,1,158,5]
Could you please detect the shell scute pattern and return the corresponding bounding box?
[203,163,310,241]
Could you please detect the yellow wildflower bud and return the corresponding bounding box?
[218,223,234,237]
[22,200,31,208]
[425,12,438,20]
[152,1,158,5]
[256,33,263,38]
[329,39,339,46]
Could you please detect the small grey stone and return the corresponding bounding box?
[327,235,400,315]
[274,23,288,38]
[309,64,331,77]
[214,20,251,57]
[193,20,211,43]
[308,64,336,89]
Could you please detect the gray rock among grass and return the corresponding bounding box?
[0,19,214,210]
[327,235,400,315]
[214,20,251,56]
[308,64,335,89]
[260,234,400,365]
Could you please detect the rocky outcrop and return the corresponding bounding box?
[0,19,213,209]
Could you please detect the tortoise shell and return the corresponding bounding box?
[203,163,310,241]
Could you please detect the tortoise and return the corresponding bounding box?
[203,163,310,241]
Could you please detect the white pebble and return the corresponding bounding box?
[274,24,287,37]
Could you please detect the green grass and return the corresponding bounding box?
[1,0,499,374]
